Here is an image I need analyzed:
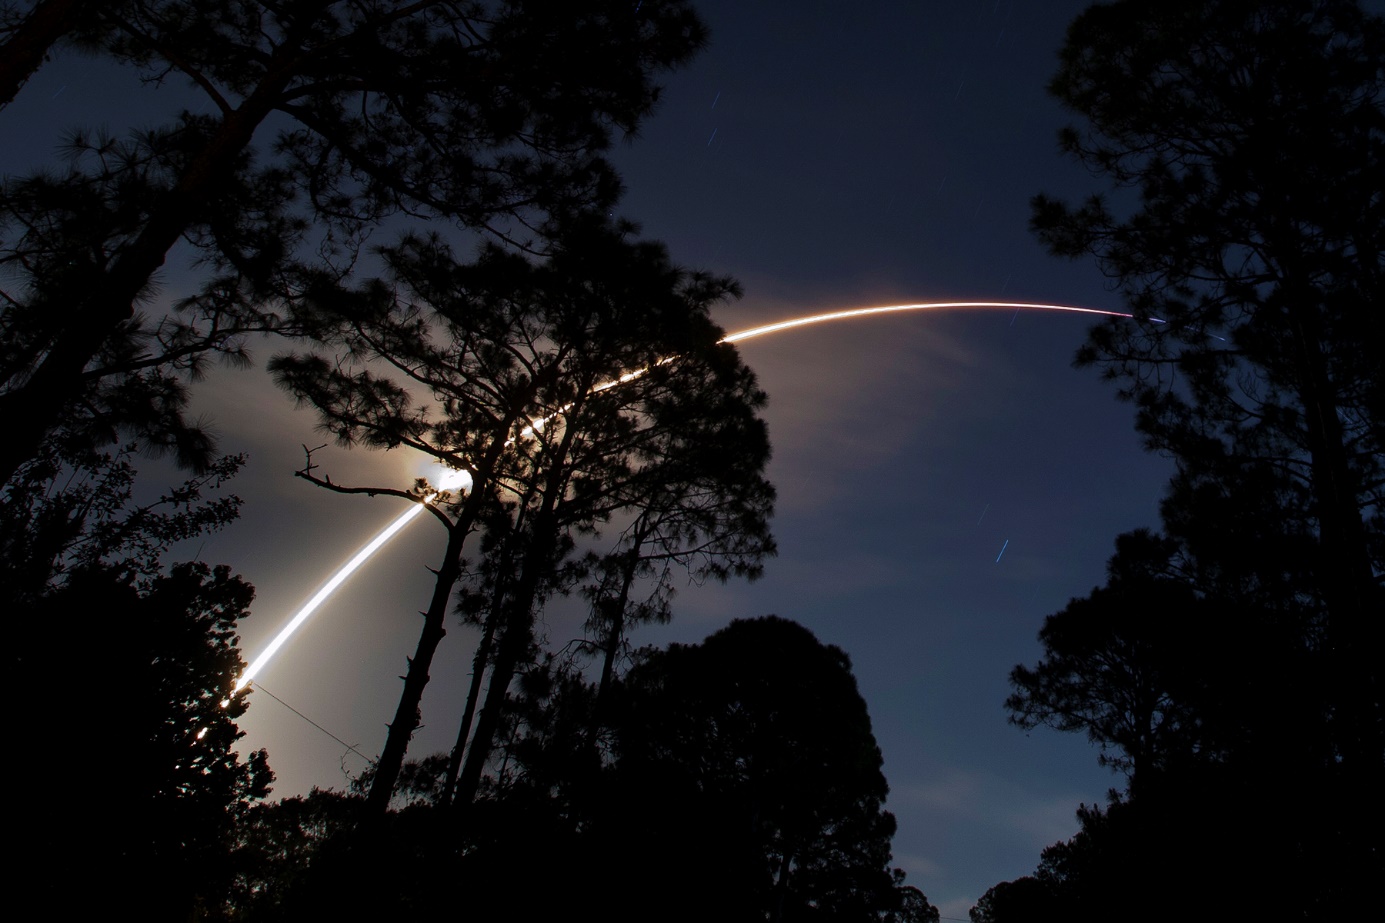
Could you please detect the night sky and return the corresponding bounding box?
[7,2,1180,916]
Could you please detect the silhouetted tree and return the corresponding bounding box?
[16,560,271,919]
[580,413,778,710]
[226,788,361,920]
[1004,529,1318,791]
[1,427,265,919]
[599,617,931,923]
[1030,0,1383,761]
[999,0,1384,916]
[0,436,244,602]
[272,220,771,819]
[1006,533,1202,785]
[969,876,1061,923]
[0,0,712,486]
[443,312,778,805]
[437,617,932,921]
[0,0,108,107]
[252,619,933,920]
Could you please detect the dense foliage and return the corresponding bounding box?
[0,0,713,486]
[1,4,995,918]
[227,618,938,923]
[986,1,1385,918]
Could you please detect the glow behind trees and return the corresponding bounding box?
[234,301,1133,693]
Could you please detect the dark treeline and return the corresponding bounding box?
[230,617,934,922]
[7,1,1376,920]
[1,2,936,920]
[976,1,1384,920]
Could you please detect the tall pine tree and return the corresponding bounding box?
[271,220,774,819]
[1000,1,1384,917]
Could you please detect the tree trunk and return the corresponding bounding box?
[450,522,554,814]
[770,847,794,923]
[453,402,584,817]
[595,546,642,711]
[441,603,500,806]
[441,485,540,805]
[363,444,506,819]
[363,514,467,819]
[1287,298,1382,772]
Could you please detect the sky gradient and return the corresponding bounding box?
[5,2,1179,916]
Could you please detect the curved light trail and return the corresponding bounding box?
[720,301,1133,343]
[234,301,1134,693]
[232,467,471,694]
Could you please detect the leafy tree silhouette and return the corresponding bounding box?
[16,560,271,919]
[0,0,713,486]
[2,425,265,918]
[592,617,935,923]
[272,219,771,819]
[1030,0,1383,740]
[996,0,1385,917]
[230,620,936,922]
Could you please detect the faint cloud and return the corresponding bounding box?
[1005,793,1091,847]
[899,770,984,813]
[895,853,945,880]
[767,551,907,595]
[896,765,1090,853]
[717,294,986,513]
[938,897,977,922]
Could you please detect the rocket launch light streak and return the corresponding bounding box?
[232,503,426,694]
[232,467,471,694]
[720,301,1133,343]
[233,301,1136,694]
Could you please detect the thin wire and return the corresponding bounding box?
[249,681,376,766]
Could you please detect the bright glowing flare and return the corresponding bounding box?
[239,301,1137,691]
[436,467,472,493]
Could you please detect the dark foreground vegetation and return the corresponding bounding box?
[229,617,935,922]
[2,2,932,919]
[977,1,1384,919]
[2,1,1379,921]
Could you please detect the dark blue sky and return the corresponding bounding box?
[4,3,1178,916]
[584,4,1174,913]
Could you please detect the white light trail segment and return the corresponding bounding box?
[236,301,1133,693]
[234,502,426,693]
[521,303,1136,440]
[720,301,1133,343]
[233,467,470,693]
